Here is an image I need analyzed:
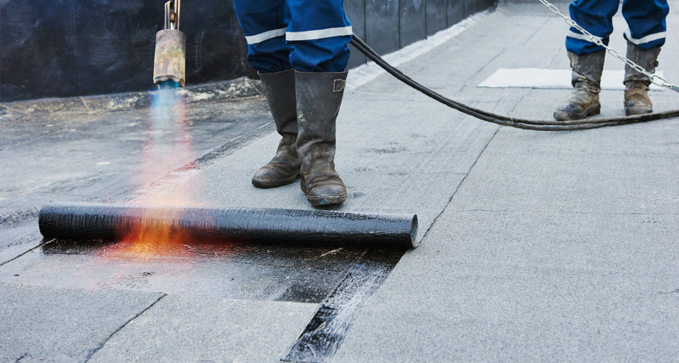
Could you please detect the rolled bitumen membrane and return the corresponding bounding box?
[39,202,419,249]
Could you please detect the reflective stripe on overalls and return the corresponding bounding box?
[566,0,669,55]
[232,0,352,73]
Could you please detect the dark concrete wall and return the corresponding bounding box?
[0,0,251,102]
[0,0,495,102]
[348,0,494,67]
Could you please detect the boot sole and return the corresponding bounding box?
[307,192,348,206]
[252,174,299,188]
[625,107,652,116]
[553,105,601,121]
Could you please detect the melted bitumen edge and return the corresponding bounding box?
[282,248,405,363]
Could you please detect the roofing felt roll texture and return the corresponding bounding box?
[38,203,419,249]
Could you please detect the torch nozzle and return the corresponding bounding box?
[153,0,186,87]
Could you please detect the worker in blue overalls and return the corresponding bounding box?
[231,0,352,206]
[554,0,669,120]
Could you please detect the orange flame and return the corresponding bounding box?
[101,85,204,260]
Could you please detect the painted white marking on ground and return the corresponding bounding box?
[346,10,492,91]
[479,68,664,91]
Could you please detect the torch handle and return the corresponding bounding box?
[164,1,181,30]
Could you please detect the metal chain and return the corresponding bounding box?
[539,0,679,93]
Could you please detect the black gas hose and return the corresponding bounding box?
[350,36,679,131]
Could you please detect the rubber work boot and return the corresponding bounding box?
[624,42,661,116]
[252,69,302,188]
[554,50,605,121]
[295,71,348,206]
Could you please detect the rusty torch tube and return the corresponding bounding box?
[153,0,186,86]
[38,203,419,249]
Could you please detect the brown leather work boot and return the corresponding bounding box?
[252,69,302,188]
[295,71,348,206]
[624,42,661,116]
[554,51,605,121]
[624,81,653,115]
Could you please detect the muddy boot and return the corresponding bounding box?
[295,71,348,206]
[252,69,302,188]
[554,50,605,121]
[624,42,661,116]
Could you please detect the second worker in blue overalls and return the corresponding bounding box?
[554,0,669,120]
[232,0,352,206]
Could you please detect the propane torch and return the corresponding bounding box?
[153,0,185,88]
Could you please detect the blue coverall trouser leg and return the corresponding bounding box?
[232,0,352,73]
[567,0,670,55]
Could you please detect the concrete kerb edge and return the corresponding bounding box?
[0,77,265,116]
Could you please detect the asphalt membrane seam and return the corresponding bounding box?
[83,293,168,363]
[419,127,502,242]
[412,87,528,240]
[520,16,553,48]
[282,249,405,363]
[0,239,55,268]
[120,120,276,203]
